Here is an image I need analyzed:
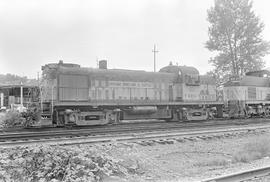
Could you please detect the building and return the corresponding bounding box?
[0,83,39,109]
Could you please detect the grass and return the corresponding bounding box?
[233,135,270,163]
[195,135,270,167]
[194,156,230,167]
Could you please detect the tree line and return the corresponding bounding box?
[0,74,37,85]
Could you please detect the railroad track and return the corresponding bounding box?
[1,116,270,134]
[202,166,270,182]
[0,117,269,140]
[1,116,269,133]
[0,121,270,147]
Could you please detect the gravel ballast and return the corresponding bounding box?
[103,128,270,181]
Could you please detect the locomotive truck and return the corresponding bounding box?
[40,60,223,126]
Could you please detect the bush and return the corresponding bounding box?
[0,110,25,128]
[21,107,40,127]
[0,145,136,182]
[233,136,270,163]
[0,108,40,128]
[100,143,146,175]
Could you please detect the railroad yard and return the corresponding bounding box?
[1,118,270,181]
[1,0,270,181]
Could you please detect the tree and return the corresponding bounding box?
[206,70,229,87]
[206,0,270,78]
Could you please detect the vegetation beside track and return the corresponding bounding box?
[1,128,270,181]
[0,144,143,182]
[0,110,24,128]
[0,109,39,128]
[194,134,270,168]
[233,135,270,163]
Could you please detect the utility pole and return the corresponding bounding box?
[20,82,23,106]
[96,57,99,68]
[38,72,43,113]
[152,44,159,72]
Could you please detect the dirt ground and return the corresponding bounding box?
[103,128,270,182]
[1,118,270,181]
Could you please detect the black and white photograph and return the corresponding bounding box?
[0,0,270,181]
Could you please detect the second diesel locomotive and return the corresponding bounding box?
[223,69,270,118]
[40,60,223,126]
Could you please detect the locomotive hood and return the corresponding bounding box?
[159,64,199,76]
[56,66,176,83]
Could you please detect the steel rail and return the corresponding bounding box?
[0,119,269,142]
[0,123,270,147]
[202,166,270,182]
[1,116,269,136]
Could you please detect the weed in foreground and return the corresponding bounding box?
[233,135,270,163]
[194,156,230,167]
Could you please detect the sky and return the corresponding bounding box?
[0,0,269,78]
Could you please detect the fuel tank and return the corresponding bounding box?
[125,106,158,115]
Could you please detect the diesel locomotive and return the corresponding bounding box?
[223,69,270,118]
[40,60,224,126]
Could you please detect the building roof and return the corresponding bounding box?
[0,80,38,88]
[0,84,38,89]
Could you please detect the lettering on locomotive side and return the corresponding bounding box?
[122,82,137,87]
[108,82,122,87]
[108,81,154,88]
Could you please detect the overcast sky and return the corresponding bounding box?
[0,0,269,78]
